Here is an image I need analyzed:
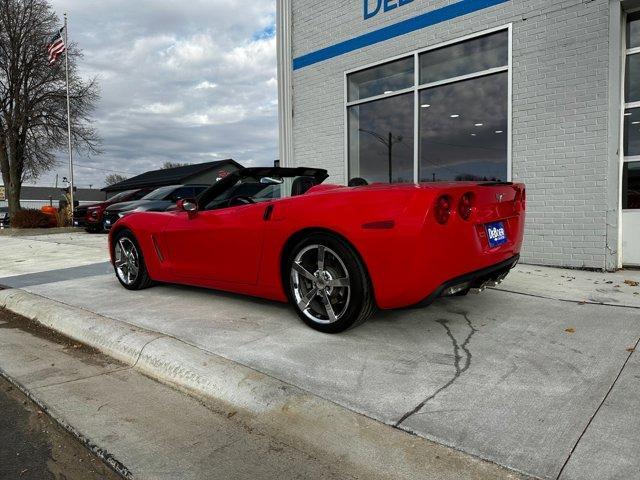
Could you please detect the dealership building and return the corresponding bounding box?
[276,0,640,270]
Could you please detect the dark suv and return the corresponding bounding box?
[103,184,208,231]
[74,188,153,233]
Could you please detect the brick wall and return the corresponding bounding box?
[288,0,613,269]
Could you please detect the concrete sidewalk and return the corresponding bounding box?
[0,232,639,480]
[5,309,501,480]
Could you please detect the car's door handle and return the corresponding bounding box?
[263,204,274,221]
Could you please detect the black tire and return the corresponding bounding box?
[284,233,375,333]
[85,225,101,233]
[112,229,153,290]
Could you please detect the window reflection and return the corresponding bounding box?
[419,72,508,182]
[623,162,640,210]
[625,54,640,103]
[346,30,509,184]
[348,56,414,102]
[419,31,508,85]
[627,12,640,49]
[623,108,640,156]
[348,93,414,183]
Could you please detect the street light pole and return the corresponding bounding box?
[358,128,402,183]
[388,132,393,183]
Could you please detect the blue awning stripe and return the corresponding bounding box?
[292,0,510,70]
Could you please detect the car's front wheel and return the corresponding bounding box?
[285,233,375,333]
[112,230,153,290]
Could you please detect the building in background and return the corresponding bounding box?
[277,0,640,269]
[0,185,106,211]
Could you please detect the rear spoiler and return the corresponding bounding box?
[478,181,514,186]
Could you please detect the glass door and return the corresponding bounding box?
[622,13,640,265]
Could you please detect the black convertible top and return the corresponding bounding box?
[196,166,328,206]
[234,167,328,182]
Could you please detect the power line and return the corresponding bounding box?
[54,162,134,175]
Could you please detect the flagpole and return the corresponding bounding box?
[63,13,74,219]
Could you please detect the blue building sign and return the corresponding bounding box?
[364,0,415,20]
[293,0,509,70]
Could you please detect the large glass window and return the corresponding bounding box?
[348,57,414,102]
[623,162,640,209]
[623,107,640,156]
[624,14,640,211]
[625,54,640,103]
[348,93,414,183]
[419,30,508,85]
[346,29,509,184]
[419,73,508,181]
[627,12,640,49]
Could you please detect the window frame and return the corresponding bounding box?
[343,24,512,184]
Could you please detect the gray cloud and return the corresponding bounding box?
[39,0,277,188]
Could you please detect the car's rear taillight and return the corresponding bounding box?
[522,189,526,210]
[434,195,452,225]
[458,192,474,221]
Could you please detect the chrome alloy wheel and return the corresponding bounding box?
[114,237,140,286]
[290,244,351,324]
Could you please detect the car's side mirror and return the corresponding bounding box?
[177,198,198,218]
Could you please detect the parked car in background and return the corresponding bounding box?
[103,184,209,231]
[108,167,526,333]
[74,188,153,233]
[0,207,9,228]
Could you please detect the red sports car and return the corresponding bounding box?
[109,167,525,333]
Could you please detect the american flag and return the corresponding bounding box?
[47,27,65,65]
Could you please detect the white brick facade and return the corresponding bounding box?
[279,0,624,270]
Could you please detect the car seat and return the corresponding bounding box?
[291,176,316,196]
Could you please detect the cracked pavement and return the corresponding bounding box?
[396,310,478,427]
[1,232,639,479]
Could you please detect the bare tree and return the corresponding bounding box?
[0,0,100,217]
[104,173,127,186]
[162,161,189,169]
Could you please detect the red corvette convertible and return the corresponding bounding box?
[109,167,525,333]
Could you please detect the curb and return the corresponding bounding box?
[0,288,530,480]
[0,288,292,415]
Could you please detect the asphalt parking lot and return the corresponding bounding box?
[0,231,639,480]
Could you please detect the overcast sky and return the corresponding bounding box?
[39,0,277,188]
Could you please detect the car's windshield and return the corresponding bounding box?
[204,178,281,210]
[108,190,137,202]
[141,185,179,200]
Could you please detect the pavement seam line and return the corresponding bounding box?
[33,367,133,390]
[554,335,640,480]
[0,365,133,479]
[491,287,640,310]
[4,236,107,249]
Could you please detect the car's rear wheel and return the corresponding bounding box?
[285,233,375,333]
[112,230,153,290]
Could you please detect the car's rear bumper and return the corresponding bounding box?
[411,254,519,307]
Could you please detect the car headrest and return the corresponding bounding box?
[348,177,368,187]
[291,176,316,196]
